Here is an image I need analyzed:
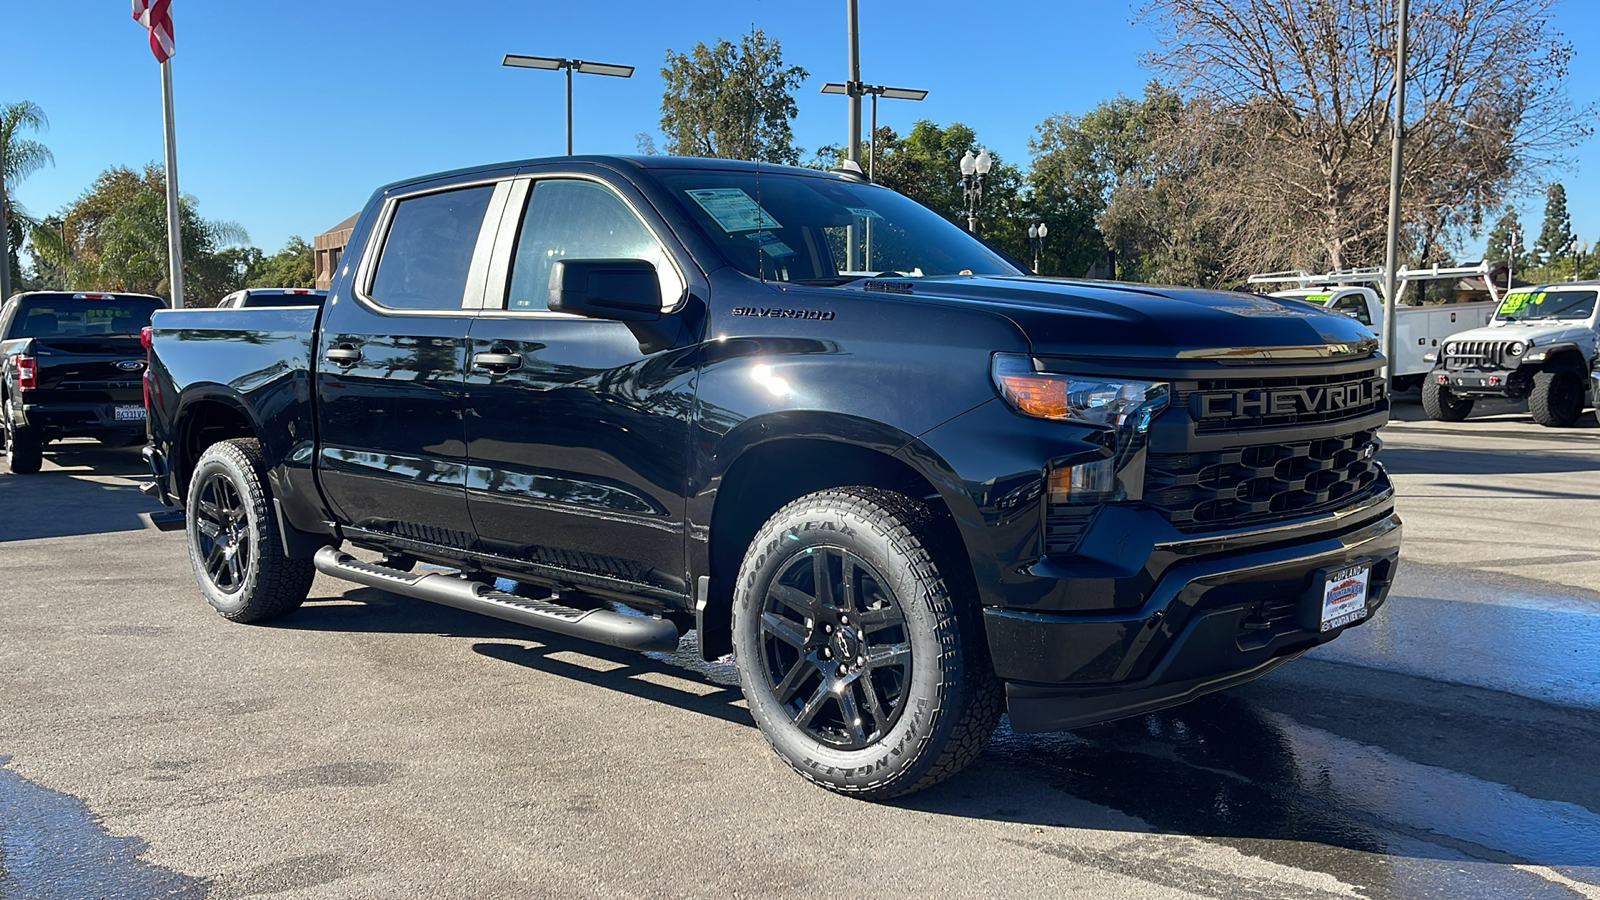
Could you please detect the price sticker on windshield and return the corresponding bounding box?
[685,188,783,233]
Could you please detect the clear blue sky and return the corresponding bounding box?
[8,1,1599,261]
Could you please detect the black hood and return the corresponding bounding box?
[850,276,1379,363]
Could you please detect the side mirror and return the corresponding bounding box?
[548,259,662,322]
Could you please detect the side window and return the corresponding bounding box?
[1332,294,1372,326]
[505,180,684,312]
[368,185,495,311]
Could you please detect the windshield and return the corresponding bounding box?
[649,170,1021,284]
[9,298,163,338]
[1495,289,1596,322]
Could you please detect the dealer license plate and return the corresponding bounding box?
[114,404,146,422]
[1320,562,1371,631]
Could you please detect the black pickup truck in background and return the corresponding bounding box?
[142,155,1402,799]
[1,291,166,474]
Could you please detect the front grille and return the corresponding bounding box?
[1444,340,1514,370]
[1180,367,1385,433]
[1145,430,1383,532]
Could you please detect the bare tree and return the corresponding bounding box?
[1139,0,1591,277]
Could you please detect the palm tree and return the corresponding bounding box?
[1,100,55,298]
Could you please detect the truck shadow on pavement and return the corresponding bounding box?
[282,585,1600,880]
[0,443,162,542]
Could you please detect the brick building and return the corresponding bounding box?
[313,213,358,290]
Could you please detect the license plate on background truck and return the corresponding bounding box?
[1320,561,1371,631]
[114,405,145,422]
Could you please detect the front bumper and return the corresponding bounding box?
[1434,368,1527,398]
[988,503,1401,733]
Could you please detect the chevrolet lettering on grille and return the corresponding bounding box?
[1194,378,1386,419]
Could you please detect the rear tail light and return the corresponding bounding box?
[17,356,37,390]
[141,327,154,409]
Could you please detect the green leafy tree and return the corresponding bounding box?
[245,236,316,288]
[1532,182,1574,270]
[24,164,248,304]
[660,29,808,164]
[2,101,54,293]
[1029,83,1190,279]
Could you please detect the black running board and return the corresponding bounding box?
[313,548,680,653]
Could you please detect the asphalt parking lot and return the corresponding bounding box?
[3,393,1599,899]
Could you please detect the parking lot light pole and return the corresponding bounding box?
[501,54,635,155]
[821,82,928,181]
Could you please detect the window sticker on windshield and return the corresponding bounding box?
[846,206,883,219]
[1500,292,1537,316]
[685,188,783,233]
[760,241,796,259]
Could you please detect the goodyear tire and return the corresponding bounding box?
[1529,369,1584,427]
[1421,376,1472,422]
[186,438,314,622]
[2,408,43,475]
[731,487,1001,799]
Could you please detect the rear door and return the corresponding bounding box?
[462,172,701,603]
[315,178,512,548]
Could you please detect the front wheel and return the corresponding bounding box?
[2,410,43,475]
[1529,369,1584,427]
[186,438,315,622]
[732,487,1002,799]
[1421,376,1473,422]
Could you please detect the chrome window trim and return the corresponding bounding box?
[477,171,690,320]
[351,176,510,317]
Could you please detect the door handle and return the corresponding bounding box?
[472,350,522,372]
[325,344,362,366]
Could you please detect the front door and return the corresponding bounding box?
[464,175,699,602]
[316,180,505,548]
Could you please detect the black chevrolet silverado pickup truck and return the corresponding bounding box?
[2,291,166,473]
[143,155,1400,798]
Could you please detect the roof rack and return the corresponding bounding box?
[1247,261,1505,303]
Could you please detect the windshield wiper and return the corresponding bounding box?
[789,276,867,287]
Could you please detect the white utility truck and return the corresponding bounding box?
[1249,264,1502,391]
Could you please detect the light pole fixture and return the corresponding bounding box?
[1028,221,1049,274]
[821,82,928,181]
[960,148,993,234]
[501,53,635,156]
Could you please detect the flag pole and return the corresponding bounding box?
[159,57,184,308]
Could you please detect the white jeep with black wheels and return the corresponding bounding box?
[1425,282,1599,427]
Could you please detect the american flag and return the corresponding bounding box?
[131,0,175,63]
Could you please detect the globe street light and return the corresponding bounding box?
[501,54,635,155]
[1028,221,1049,274]
[960,148,993,234]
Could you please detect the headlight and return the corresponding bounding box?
[1507,342,1524,357]
[991,354,1168,428]
[1444,343,1457,355]
[992,354,1169,504]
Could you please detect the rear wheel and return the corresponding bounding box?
[186,438,315,622]
[1421,376,1473,422]
[2,407,43,475]
[1529,369,1584,427]
[732,487,1001,799]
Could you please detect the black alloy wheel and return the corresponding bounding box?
[194,471,253,593]
[185,438,314,622]
[756,546,912,750]
[733,487,1002,799]
[1530,369,1584,427]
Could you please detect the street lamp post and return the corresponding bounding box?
[821,82,928,180]
[501,54,635,155]
[960,148,993,234]
[1028,222,1049,274]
